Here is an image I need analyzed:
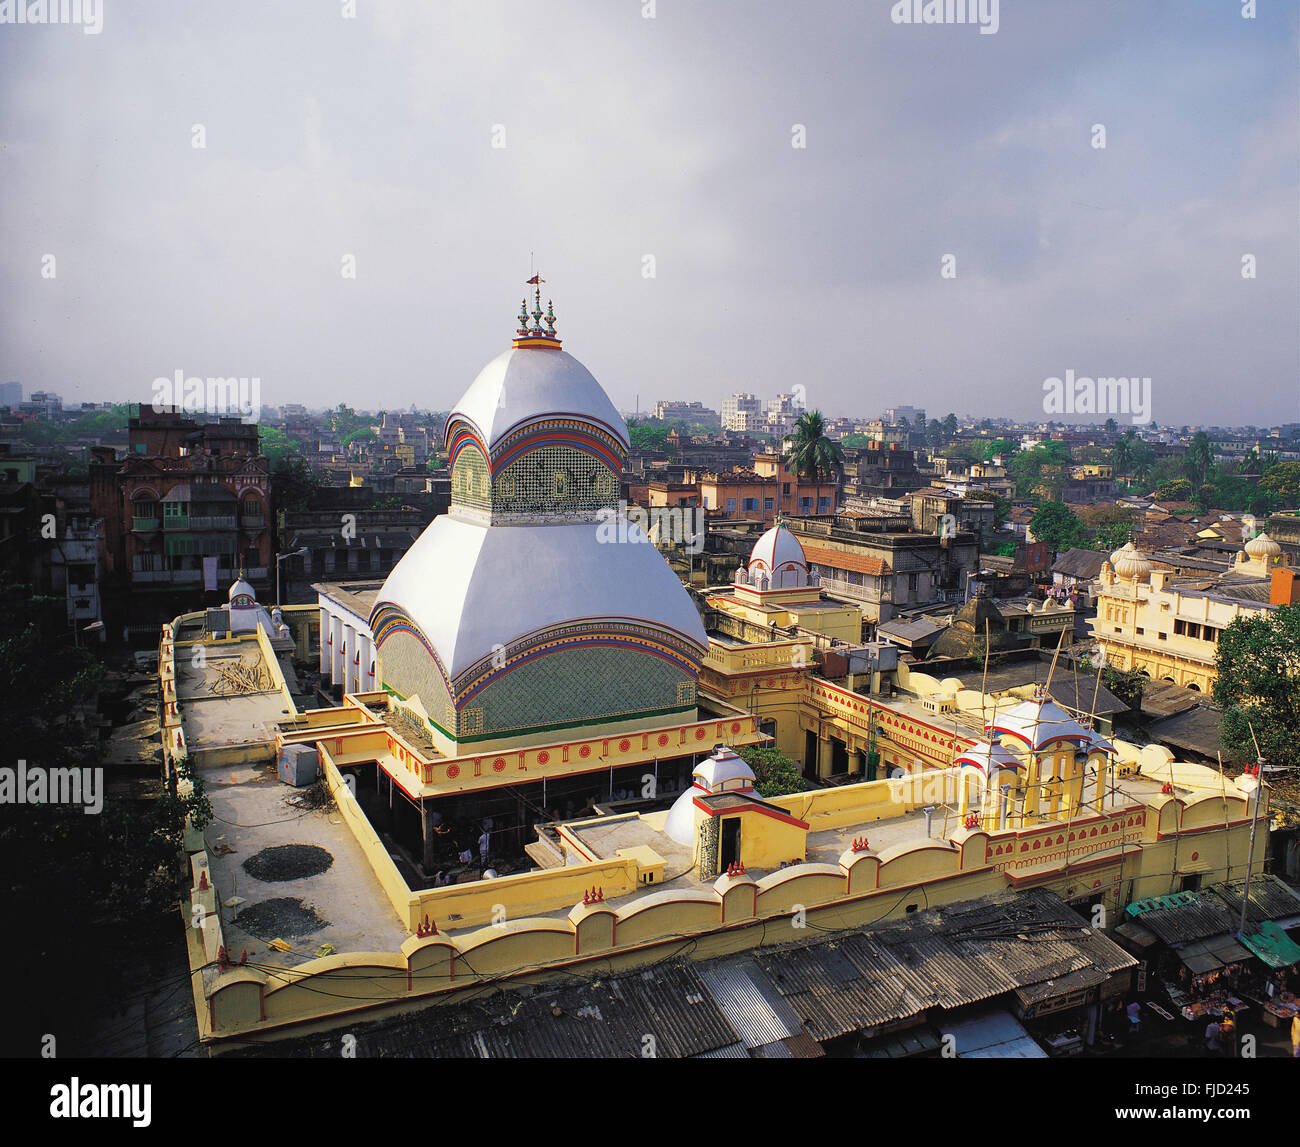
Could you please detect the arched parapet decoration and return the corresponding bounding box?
[840,847,880,894]
[753,862,845,916]
[713,871,759,923]
[457,921,574,976]
[614,888,721,946]
[568,902,618,954]
[874,840,962,889]
[402,934,458,990]
[208,968,267,1033]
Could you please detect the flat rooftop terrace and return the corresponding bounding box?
[200,759,409,975]
[176,640,297,751]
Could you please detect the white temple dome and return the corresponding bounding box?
[228,576,255,603]
[448,347,629,454]
[747,526,808,588]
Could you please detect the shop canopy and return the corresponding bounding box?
[1176,935,1253,976]
[1238,921,1300,970]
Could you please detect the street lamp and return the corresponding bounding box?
[276,547,308,608]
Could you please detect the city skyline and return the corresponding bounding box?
[2,3,1297,426]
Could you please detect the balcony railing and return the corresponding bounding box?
[239,514,266,528]
[189,514,237,530]
[132,517,160,531]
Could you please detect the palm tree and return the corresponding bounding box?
[784,410,845,483]
[1110,431,1134,489]
[1183,431,1213,491]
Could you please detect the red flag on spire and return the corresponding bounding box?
[526,274,544,285]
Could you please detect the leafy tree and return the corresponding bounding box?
[0,578,212,1050]
[783,410,844,482]
[1078,655,1144,715]
[927,418,943,444]
[1259,461,1300,502]
[1011,442,1071,501]
[1183,431,1213,490]
[734,745,810,797]
[1213,606,1300,802]
[343,427,378,451]
[978,439,1017,462]
[1030,500,1086,551]
[1155,478,1193,502]
[627,422,677,455]
[272,454,320,514]
[1104,417,1118,433]
[942,413,958,437]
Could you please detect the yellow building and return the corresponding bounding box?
[1091,535,1299,692]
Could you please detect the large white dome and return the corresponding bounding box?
[446,347,629,454]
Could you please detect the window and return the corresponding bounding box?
[800,497,812,511]
[742,498,758,512]
[1135,627,1144,636]
[783,483,791,495]
[818,497,830,511]
[1174,619,1185,636]
[727,498,736,513]
[764,498,774,511]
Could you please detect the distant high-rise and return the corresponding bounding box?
[0,381,20,409]
[722,392,762,432]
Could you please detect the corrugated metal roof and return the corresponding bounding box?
[697,960,806,1048]
[1211,876,1300,928]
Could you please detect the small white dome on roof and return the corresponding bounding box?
[1245,531,1281,561]
[228,576,256,604]
[664,747,756,845]
[748,526,808,588]
[1109,541,1151,581]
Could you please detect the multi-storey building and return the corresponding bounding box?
[721,392,762,432]
[1090,535,1300,693]
[90,406,272,634]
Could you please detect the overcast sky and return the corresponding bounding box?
[2,1,1297,427]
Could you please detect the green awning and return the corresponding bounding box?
[1239,921,1300,969]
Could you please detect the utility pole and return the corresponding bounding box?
[1237,758,1265,941]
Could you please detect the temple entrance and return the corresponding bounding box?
[720,817,741,870]
[804,730,818,782]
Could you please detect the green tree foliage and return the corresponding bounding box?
[19,404,130,444]
[1011,441,1071,501]
[1182,431,1214,491]
[1078,655,1144,714]
[1259,460,1300,502]
[734,745,810,797]
[1213,606,1300,797]
[783,410,845,482]
[271,454,320,514]
[1155,478,1193,502]
[1030,500,1086,551]
[942,413,958,437]
[627,422,677,455]
[0,578,212,1047]
[978,439,1017,462]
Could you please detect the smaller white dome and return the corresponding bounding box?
[1245,531,1281,561]
[748,526,808,588]
[228,577,256,603]
[1109,541,1151,581]
[663,747,756,845]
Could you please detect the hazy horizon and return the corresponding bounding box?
[3,1,1297,427]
